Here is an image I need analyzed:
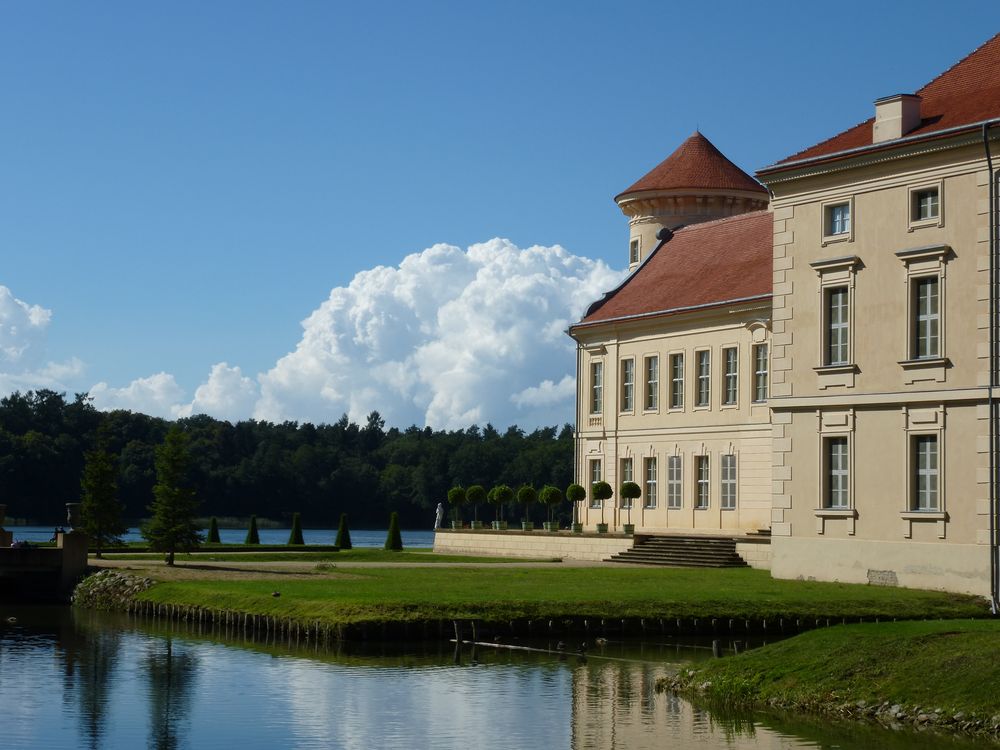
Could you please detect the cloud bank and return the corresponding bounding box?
[10,239,623,429]
[0,285,84,394]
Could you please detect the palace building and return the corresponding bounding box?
[569,33,1000,601]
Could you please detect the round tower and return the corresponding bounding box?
[616,131,769,268]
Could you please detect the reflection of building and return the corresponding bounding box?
[570,659,822,749]
[571,34,1000,598]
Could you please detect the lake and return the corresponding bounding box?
[8,526,435,548]
[0,605,991,749]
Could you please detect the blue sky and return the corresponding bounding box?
[2,2,998,428]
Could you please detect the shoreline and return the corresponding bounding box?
[659,619,1000,743]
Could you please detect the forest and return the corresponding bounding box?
[0,389,575,529]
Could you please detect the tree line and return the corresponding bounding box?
[0,389,574,528]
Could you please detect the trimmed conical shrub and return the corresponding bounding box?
[245,515,260,545]
[335,512,352,550]
[288,512,305,545]
[207,516,221,544]
[384,511,403,551]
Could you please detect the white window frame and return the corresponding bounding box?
[722,346,738,407]
[669,352,684,410]
[644,457,657,509]
[590,360,603,414]
[825,437,849,509]
[695,349,711,408]
[667,455,682,509]
[825,286,850,366]
[620,457,634,509]
[821,196,854,245]
[721,454,737,510]
[694,455,709,509]
[912,435,939,511]
[629,237,640,265]
[901,406,947,538]
[896,244,951,383]
[644,355,659,411]
[907,180,944,231]
[620,358,635,413]
[752,343,769,403]
[589,459,602,509]
[810,255,860,389]
[814,409,857,534]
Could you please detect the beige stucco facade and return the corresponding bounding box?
[572,302,773,535]
[761,136,995,596]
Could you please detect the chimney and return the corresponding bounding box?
[872,94,922,143]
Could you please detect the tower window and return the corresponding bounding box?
[629,238,640,264]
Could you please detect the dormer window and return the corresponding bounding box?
[629,238,640,264]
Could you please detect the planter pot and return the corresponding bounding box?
[623,523,635,535]
[572,523,583,534]
[596,523,609,534]
[521,521,534,531]
[470,521,483,530]
[451,520,463,530]
[543,521,559,532]
[492,520,508,531]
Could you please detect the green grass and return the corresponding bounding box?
[104,549,553,563]
[678,619,1000,718]
[134,567,989,626]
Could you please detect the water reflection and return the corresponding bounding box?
[0,607,992,749]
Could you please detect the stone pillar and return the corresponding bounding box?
[57,531,89,595]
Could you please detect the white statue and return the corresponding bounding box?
[434,502,445,530]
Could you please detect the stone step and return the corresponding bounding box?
[604,534,748,568]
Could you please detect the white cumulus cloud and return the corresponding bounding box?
[22,238,622,427]
[253,238,622,428]
[0,285,85,394]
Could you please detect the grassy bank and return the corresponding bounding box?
[125,567,987,626]
[667,619,1000,736]
[103,549,555,563]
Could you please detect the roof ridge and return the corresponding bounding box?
[918,31,1000,96]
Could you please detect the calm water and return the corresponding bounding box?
[0,606,992,749]
[10,526,435,548]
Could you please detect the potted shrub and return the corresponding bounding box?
[592,481,613,533]
[466,484,486,529]
[539,485,563,531]
[566,484,586,533]
[489,484,513,530]
[447,485,467,529]
[516,484,537,530]
[620,481,641,535]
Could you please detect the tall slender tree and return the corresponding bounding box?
[79,444,127,558]
[142,427,202,565]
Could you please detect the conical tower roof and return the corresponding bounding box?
[616,131,767,200]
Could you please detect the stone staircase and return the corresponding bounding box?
[606,534,748,568]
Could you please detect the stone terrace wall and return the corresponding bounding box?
[433,530,633,561]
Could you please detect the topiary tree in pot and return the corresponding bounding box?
[566,483,586,533]
[538,485,563,531]
[466,485,486,529]
[619,481,641,534]
[516,484,537,530]
[489,484,513,530]
[591,481,613,533]
[447,486,467,529]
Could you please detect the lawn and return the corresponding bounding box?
[675,619,1000,720]
[102,549,555,564]
[133,566,989,626]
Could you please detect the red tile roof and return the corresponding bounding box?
[573,210,772,330]
[765,32,1000,169]
[617,131,767,200]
